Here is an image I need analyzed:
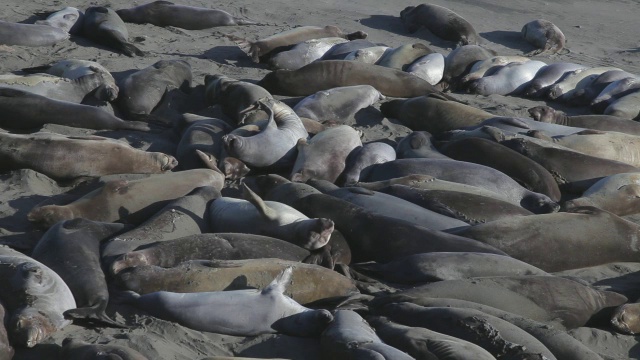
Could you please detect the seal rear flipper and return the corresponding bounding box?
[242,183,279,221]
[63,304,129,329]
[224,33,259,62]
[120,42,146,57]
[262,266,293,295]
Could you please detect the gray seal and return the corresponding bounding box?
[175,115,233,170]
[400,4,481,46]
[35,7,84,34]
[375,43,433,70]
[292,85,384,122]
[396,131,449,159]
[521,19,566,55]
[442,45,496,91]
[406,53,445,85]
[0,20,69,47]
[522,62,586,97]
[528,105,640,135]
[203,74,272,125]
[591,76,640,112]
[468,60,547,96]
[83,7,144,57]
[604,89,640,120]
[0,301,13,360]
[268,37,348,70]
[564,173,640,216]
[339,142,396,186]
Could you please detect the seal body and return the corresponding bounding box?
[400,4,481,46]
[0,301,13,360]
[204,74,272,124]
[528,105,640,135]
[176,116,232,170]
[320,39,377,60]
[0,72,117,103]
[396,131,449,159]
[406,52,445,85]
[35,7,84,34]
[521,19,566,55]
[468,60,547,96]
[460,55,530,85]
[591,77,640,112]
[339,142,396,185]
[344,46,390,64]
[375,43,433,70]
[604,89,640,120]
[83,6,144,56]
[564,173,640,215]
[522,62,586,97]
[442,45,495,90]
[293,85,384,122]
[0,20,69,47]
[548,66,621,101]
[268,37,348,70]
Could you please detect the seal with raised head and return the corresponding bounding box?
[400,4,481,46]
[116,1,257,29]
[339,142,396,186]
[61,338,148,360]
[375,43,433,70]
[293,85,384,123]
[0,132,176,181]
[0,20,69,47]
[28,169,223,229]
[528,105,640,135]
[83,6,144,57]
[116,267,334,336]
[204,74,272,124]
[35,7,84,34]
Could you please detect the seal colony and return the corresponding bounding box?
[1,0,640,359]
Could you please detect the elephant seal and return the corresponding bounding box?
[439,137,561,201]
[521,19,566,55]
[460,55,530,85]
[291,125,362,183]
[400,4,481,46]
[320,39,378,60]
[442,45,496,91]
[321,310,414,360]
[354,252,548,284]
[0,20,69,47]
[293,85,384,122]
[367,316,497,360]
[83,7,144,57]
[176,116,232,170]
[28,169,223,228]
[110,233,311,275]
[529,105,640,135]
[591,77,640,113]
[0,301,13,360]
[116,267,333,336]
[61,338,148,360]
[522,62,586,97]
[604,89,640,120]
[114,259,358,304]
[0,88,150,131]
[569,70,636,105]
[209,184,334,250]
[377,303,557,359]
[204,74,272,124]
[31,219,127,327]
[339,142,396,186]
[119,59,192,117]
[0,246,76,348]
[548,66,621,101]
[344,45,390,64]
[611,303,640,335]
[453,206,640,272]
[375,43,433,70]
[223,99,308,169]
[564,173,640,216]
[232,25,367,62]
[406,52,445,85]
[364,158,559,214]
[35,7,84,34]
[380,94,493,134]
[116,1,257,29]
[258,60,457,99]
[396,131,448,159]
[0,132,176,181]
[269,37,348,70]
[468,60,547,96]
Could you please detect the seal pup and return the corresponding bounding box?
[0,132,176,181]
[293,85,384,123]
[320,39,378,60]
[0,20,69,47]
[548,66,621,101]
[528,105,640,135]
[522,62,586,97]
[406,52,445,85]
[116,267,334,336]
[460,55,530,84]
[521,19,566,55]
[35,7,84,34]
[375,43,433,70]
[61,338,148,360]
[321,310,414,360]
[344,45,390,64]
[400,4,481,46]
[396,131,449,159]
[28,169,223,228]
[0,246,76,348]
[209,184,334,250]
[564,173,640,216]
[568,70,637,105]
[604,89,640,120]
[116,1,257,29]
[268,37,348,70]
[175,115,233,170]
[82,6,145,57]
[442,45,496,91]
[468,60,547,96]
[591,76,640,112]
[339,142,396,186]
[31,219,127,327]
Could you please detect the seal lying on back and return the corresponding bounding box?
[258,60,457,99]
[83,7,144,57]
[400,4,481,46]
[0,20,69,47]
[116,267,333,336]
[116,1,257,29]
[529,105,640,135]
[521,19,566,55]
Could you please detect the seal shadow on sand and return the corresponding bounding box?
[480,30,535,53]
[359,15,455,49]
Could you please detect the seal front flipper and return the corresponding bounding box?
[120,42,146,57]
[242,183,279,221]
[63,303,128,329]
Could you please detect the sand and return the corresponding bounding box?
[1,0,639,358]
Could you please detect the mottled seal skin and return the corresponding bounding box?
[223,99,308,169]
[453,206,640,272]
[116,1,257,29]
[115,259,357,305]
[591,77,640,113]
[82,7,144,57]
[468,60,547,96]
[377,303,557,359]
[548,66,621,102]
[321,310,415,360]
[0,246,76,348]
[28,169,223,229]
[367,316,497,360]
[604,89,640,120]
[293,85,384,122]
[116,267,333,336]
[611,303,640,335]
[0,300,13,360]
[439,137,561,201]
[258,60,457,99]
[354,252,547,284]
[460,55,530,85]
[320,39,378,60]
[0,88,150,131]
[232,25,367,62]
[400,4,481,46]
[396,131,449,159]
[0,132,176,181]
[564,173,640,216]
[406,52,445,85]
[110,233,311,275]
[442,45,496,91]
[364,158,559,214]
[291,125,362,183]
[101,186,219,264]
[204,74,272,124]
[521,19,566,55]
[378,184,534,225]
[0,20,69,47]
[61,338,148,360]
[269,37,348,70]
[380,94,493,134]
[522,62,586,97]
[338,142,396,186]
[31,219,128,327]
[289,193,506,263]
[119,59,192,117]
[176,116,233,170]
[344,45,390,64]
[528,105,640,135]
[375,43,433,70]
[35,7,84,34]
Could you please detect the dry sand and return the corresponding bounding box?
[1,0,640,358]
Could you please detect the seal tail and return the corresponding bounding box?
[120,42,146,57]
[224,33,259,62]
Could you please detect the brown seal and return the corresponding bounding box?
[400,4,481,46]
[521,19,566,55]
